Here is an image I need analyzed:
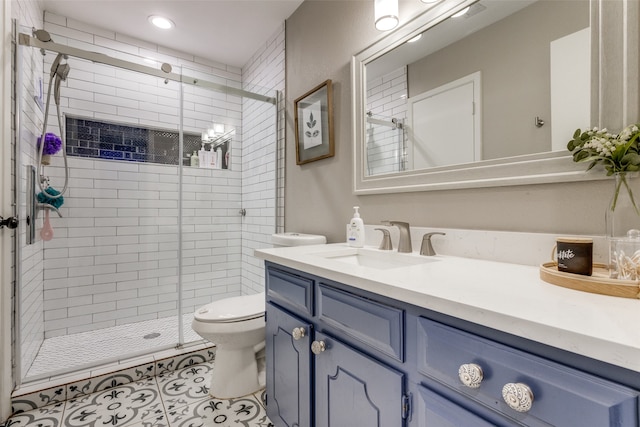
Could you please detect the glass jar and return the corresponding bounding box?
[606,173,640,277]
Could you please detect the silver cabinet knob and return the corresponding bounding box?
[502,383,534,412]
[458,363,483,389]
[311,340,326,355]
[292,327,306,341]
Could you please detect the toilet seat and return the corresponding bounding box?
[194,293,265,323]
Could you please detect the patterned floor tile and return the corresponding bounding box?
[156,362,213,412]
[4,361,273,427]
[126,415,170,427]
[166,392,273,427]
[2,402,64,427]
[10,384,66,415]
[62,377,160,427]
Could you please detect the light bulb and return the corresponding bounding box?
[375,0,399,31]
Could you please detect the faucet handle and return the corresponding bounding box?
[374,228,393,250]
[421,232,446,256]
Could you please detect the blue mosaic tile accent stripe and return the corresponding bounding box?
[65,117,204,166]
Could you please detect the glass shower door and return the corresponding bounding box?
[16,39,185,382]
[178,66,279,343]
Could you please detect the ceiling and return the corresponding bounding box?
[40,0,305,68]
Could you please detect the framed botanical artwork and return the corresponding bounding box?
[294,79,335,165]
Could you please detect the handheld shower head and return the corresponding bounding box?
[50,53,69,78]
[53,63,71,106]
[56,63,71,81]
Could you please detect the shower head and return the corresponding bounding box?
[33,29,52,43]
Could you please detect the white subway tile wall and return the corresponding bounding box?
[241,23,285,295]
[366,66,408,175]
[12,1,283,379]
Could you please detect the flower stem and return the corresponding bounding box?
[611,173,640,215]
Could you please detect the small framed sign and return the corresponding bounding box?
[294,79,334,165]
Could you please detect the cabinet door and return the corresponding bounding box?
[266,303,312,427]
[314,331,405,427]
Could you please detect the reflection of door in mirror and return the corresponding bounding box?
[407,72,481,169]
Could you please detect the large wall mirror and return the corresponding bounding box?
[352,0,639,194]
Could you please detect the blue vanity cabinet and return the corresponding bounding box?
[264,262,640,427]
[266,302,312,427]
[265,263,409,427]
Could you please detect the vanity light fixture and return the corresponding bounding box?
[451,6,470,18]
[407,34,423,43]
[148,15,175,30]
[375,0,399,31]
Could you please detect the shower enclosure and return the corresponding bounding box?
[13,18,280,387]
[365,113,406,176]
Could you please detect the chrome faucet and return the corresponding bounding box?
[382,221,412,253]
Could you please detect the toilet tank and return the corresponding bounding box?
[271,232,326,247]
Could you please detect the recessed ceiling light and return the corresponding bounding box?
[148,15,175,30]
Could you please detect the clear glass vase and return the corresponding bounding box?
[606,172,640,278]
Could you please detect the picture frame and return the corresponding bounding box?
[294,79,334,165]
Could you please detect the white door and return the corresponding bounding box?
[550,27,590,151]
[408,72,481,169]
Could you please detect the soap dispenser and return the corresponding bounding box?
[190,151,199,167]
[347,206,365,248]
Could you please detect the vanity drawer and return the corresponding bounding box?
[317,284,404,361]
[266,265,314,316]
[415,384,504,427]
[416,317,639,427]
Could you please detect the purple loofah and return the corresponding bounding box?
[37,133,62,155]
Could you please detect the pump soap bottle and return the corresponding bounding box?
[347,206,365,248]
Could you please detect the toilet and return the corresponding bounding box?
[191,232,326,398]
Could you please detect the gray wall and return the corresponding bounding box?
[408,0,589,159]
[284,0,635,244]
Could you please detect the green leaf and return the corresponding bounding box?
[621,153,640,166]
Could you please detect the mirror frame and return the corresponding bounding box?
[352,0,639,194]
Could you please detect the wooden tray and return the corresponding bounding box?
[539,262,640,299]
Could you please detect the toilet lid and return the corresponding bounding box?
[195,292,265,323]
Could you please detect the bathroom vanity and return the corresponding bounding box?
[256,243,640,426]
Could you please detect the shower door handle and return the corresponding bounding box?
[0,216,19,230]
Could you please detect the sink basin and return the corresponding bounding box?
[314,247,437,270]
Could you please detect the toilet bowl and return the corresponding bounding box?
[192,292,266,398]
[191,232,326,398]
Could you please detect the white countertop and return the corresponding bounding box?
[255,242,640,373]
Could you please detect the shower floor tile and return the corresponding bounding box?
[27,315,201,378]
[4,361,272,427]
